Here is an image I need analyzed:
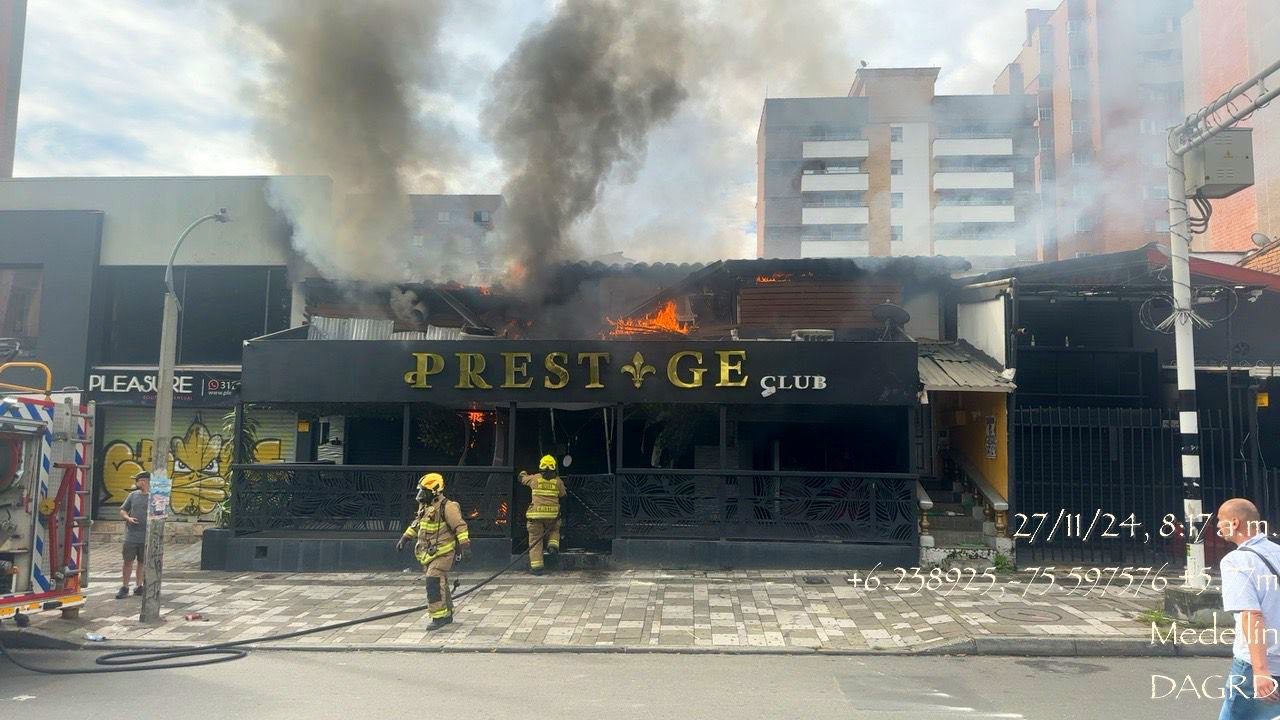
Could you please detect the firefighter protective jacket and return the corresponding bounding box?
[521,472,566,520]
[403,496,470,563]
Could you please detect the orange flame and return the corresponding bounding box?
[607,299,692,336]
[465,410,488,431]
[478,286,492,296]
[756,272,792,284]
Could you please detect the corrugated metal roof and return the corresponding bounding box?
[392,326,463,341]
[307,316,394,340]
[918,340,1015,393]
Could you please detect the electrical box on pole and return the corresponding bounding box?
[1183,127,1254,198]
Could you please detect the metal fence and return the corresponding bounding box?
[615,470,918,544]
[230,465,918,547]
[230,464,512,537]
[1012,407,1267,566]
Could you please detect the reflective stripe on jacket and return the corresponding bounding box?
[402,497,469,563]
[521,472,565,520]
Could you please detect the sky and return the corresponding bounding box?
[12,0,1058,262]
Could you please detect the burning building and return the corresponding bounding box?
[209,254,1022,572]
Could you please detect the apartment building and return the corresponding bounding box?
[1182,0,1280,253]
[995,0,1191,260]
[757,67,1038,270]
[406,194,502,284]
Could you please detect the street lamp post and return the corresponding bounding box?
[140,208,231,623]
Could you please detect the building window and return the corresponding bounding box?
[1069,52,1087,69]
[436,211,452,223]
[891,160,903,175]
[1039,135,1054,151]
[1074,214,1095,232]
[1071,151,1089,167]
[890,126,903,143]
[98,266,289,366]
[1071,119,1088,134]
[890,226,903,242]
[0,267,42,344]
[411,234,426,248]
[473,210,491,224]
[891,193,904,208]
[1038,106,1052,121]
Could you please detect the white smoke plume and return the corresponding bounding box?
[226,0,463,282]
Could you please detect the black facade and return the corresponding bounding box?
[0,210,103,390]
[207,335,925,571]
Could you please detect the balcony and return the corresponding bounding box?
[933,171,1015,190]
[933,205,1016,223]
[800,240,871,258]
[802,140,870,159]
[801,173,870,192]
[801,206,870,225]
[934,237,1017,257]
[932,137,1014,157]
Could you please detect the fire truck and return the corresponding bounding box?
[0,361,94,624]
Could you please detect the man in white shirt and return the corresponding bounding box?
[1218,497,1280,719]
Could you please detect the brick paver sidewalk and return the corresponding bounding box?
[17,542,1175,653]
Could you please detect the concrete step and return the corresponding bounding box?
[928,513,985,531]
[548,551,611,572]
[931,530,990,548]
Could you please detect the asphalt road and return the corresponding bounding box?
[0,651,1237,719]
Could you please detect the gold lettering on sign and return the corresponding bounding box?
[502,352,534,389]
[667,350,706,388]
[577,352,610,389]
[716,350,749,387]
[455,353,492,389]
[405,353,446,388]
[544,352,570,389]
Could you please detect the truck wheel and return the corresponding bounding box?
[60,607,81,620]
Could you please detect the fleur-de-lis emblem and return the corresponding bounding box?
[621,352,656,389]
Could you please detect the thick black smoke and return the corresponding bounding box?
[482,0,687,288]
[228,0,461,282]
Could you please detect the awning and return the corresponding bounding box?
[918,340,1015,393]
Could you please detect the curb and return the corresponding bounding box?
[17,635,1234,658]
[0,629,83,651]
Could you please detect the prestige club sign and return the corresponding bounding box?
[241,339,918,406]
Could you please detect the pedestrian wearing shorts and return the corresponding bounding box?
[117,471,149,599]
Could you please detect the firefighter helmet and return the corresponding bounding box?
[418,472,445,492]
[539,455,557,471]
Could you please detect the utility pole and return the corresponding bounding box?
[1166,57,1280,590]
[140,209,231,623]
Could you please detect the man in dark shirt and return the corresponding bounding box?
[117,471,149,599]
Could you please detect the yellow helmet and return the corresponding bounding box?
[417,472,445,492]
[539,455,557,471]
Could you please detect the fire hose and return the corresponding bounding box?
[0,537,544,674]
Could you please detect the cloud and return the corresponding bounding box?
[14,0,1057,262]
[15,0,268,176]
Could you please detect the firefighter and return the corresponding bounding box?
[520,455,566,575]
[396,472,469,631]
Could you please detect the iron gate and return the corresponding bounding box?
[1013,407,1268,566]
